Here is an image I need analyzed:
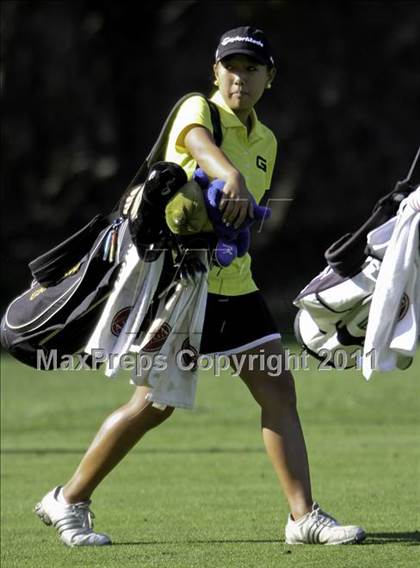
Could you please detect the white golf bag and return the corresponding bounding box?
[293,257,381,369]
[293,151,419,370]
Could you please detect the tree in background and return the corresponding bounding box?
[2,1,419,327]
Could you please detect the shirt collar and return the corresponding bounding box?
[210,90,264,140]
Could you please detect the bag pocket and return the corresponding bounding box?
[28,214,112,287]
[1,221,126,368]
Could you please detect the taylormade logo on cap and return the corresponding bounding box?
[221,35,264,49]
[215,26,274,66]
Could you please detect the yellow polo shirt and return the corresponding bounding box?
[164,90,277,296]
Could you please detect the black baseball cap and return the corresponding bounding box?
[215,26,275,67]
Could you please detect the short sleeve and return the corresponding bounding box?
[168,95,213,153]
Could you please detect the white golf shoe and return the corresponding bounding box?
[285,502,366,545]
[34,486,111,547]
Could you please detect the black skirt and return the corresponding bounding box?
[199,291,281,355]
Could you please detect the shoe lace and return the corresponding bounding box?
[70,501,95,529]
[310,507,338,528]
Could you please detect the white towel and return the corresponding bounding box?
[105,252,164,377]
[363,187,420,379]
[84,241,164,374]
[131,252,208,409]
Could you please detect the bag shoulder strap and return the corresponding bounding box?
[207,99,222,147]
[125,92,223,192]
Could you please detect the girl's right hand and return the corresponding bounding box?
[184,126,254,228]
[219,170,254,229]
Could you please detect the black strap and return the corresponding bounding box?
[123,92,223,194]
[325,144,420,277]
[207,99,222,147]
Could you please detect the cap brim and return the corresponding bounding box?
[216,47,270,66]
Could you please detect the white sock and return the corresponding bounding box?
[57,487,69,505]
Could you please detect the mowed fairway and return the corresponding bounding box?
[1,340,419,568]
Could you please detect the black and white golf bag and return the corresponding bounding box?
[293,154,419,369]
[293,258,380,368]
[1,92,220,370]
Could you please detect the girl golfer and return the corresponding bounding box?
[35,26,365,547]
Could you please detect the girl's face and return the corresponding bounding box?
[213,54,275,114]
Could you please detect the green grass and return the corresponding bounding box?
[1,341,420,568]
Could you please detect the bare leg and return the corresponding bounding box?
[63,386,174,503]
[230,340,313,520]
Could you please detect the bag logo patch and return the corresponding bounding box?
[142,322,172,352]
[29,287,46,301]
[63,262,81,278]
[111,307,132,336]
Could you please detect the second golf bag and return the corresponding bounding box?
[293,150,419,369]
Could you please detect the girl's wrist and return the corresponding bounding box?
[226,169,244,183]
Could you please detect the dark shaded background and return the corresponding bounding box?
[2,0,419,330]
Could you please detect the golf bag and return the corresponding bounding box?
[294,148,419,368]
[293,259,380,368]
[1,217,130,368]
[1,92,222,369]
